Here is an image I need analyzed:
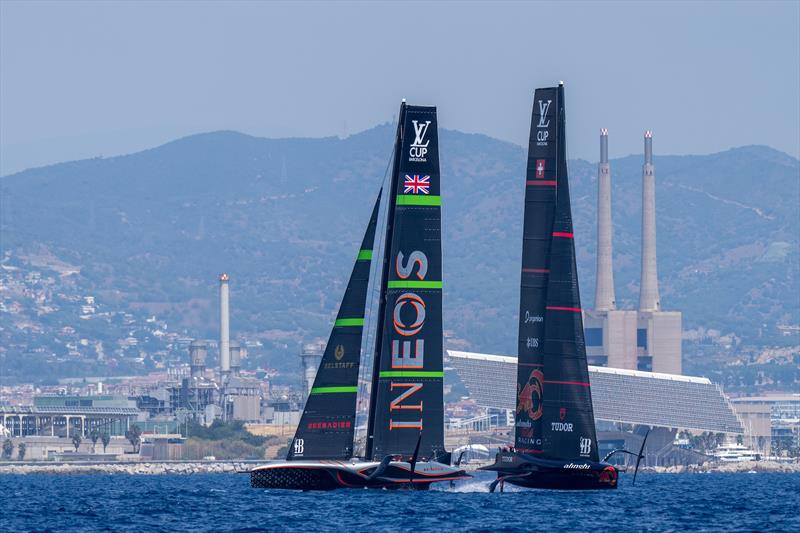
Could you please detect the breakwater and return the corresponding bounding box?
[2,459,798,475]
[643,461,800,474]
[0,460,263,475]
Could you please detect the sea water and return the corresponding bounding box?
[1,471,797,532]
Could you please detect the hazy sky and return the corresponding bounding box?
[1,0,798,175]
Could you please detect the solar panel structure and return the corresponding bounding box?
[448,350,743,434]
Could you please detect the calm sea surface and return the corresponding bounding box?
[1,472,798,532]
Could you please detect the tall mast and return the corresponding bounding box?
[365,101,406,459]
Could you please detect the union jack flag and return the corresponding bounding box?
[404,174,430,195]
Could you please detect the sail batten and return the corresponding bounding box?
[286,190,382,461]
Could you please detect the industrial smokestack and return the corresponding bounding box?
[219,273,231,377]
[594,128,616,311]
[229,341,241,377]
[639,131,661,311]
[189,340,207,379]
[299,341,324,402]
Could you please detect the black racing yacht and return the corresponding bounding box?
[481,84,644,491]
[250,102,469,490]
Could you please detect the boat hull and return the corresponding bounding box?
[250,459,469,491]
[480,451,618,490]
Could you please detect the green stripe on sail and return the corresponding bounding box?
[334,318,364,327]
[310,386,358,394]
[387,280,443,289]
[396,195,441,206]
[357,249,372,261]
[379,371,444,379]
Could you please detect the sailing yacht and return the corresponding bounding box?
[481,84,631,491]
[250,102,469,490]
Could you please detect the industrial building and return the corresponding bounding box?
[584,130,682,374]
[298,341,325,403]
[160,274,265,424]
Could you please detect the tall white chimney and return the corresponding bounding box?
[219,273,231,377]
[594,128,616,311]
[639,131,661,311]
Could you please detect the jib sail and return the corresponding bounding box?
[366,103,445,460]
[287,191,382,460]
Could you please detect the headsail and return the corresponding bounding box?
[367,104,445,460]
[287,190,382,460]
[514,85,598,462]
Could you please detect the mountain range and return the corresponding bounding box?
[1,124,798,380]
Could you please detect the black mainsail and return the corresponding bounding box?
[540,86,598,462]
[287,191,382,461]
[515,87,558,453]
[366,103,445,461]
[514,85,598,461]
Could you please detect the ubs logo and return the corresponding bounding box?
[409,120,431,162]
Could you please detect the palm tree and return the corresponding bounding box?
[101,432,111,454]
[2,439,13,460]
[71,431,82,452]
[125,425,142,453]
[90,429,100,453]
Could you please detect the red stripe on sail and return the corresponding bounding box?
[546,306,582,312]
[522,268,550,273]
[552,232,573,238]
[544,380,591,387]
[518,362,544,367]
[526,180,556,186]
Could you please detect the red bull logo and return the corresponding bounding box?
[517,369,543,421]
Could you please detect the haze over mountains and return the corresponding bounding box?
[1,125,798,380]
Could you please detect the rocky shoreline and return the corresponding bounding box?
[1,460,798,475]
[642,461,800,474]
